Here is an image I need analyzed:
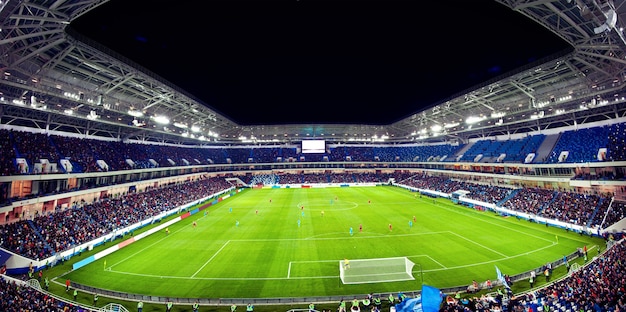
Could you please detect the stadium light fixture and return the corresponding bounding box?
[491,112,505,118]
[128,109,143,117]
[87,110,99,120]
[191,125,201,132]
[530,111,545,119]
[173,122,188,129]
[465,116,485,124]
[152,115,170,124]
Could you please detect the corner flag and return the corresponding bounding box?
[495,265,509,289]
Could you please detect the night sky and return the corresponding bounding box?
[70,0,572,125]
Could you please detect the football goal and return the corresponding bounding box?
[339,257,416,284]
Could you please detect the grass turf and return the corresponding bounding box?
[60,185,603,301]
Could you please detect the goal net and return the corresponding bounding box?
[339,257,415,284]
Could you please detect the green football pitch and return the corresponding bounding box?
[63,185,604,299]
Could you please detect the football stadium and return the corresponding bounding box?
[0,1,626,312]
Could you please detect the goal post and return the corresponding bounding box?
[339,257,416,284]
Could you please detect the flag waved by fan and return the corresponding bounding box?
[394,284,442,312]
[495,265,510,289]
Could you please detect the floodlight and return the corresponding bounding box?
[128,109,143,117]
[152,115,170,124]
[173,122,188,129]
[465,116,485,124]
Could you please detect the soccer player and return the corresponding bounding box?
[236,220,240,227]
[349,227,354,236]
[321,210,325,217]
[359,224,363,232]
[192,221,197,228]
[297,219,301,227]
[389,223,392,231]
[165,227,169,235]
[344,258,350,270]
[409,220,413,228]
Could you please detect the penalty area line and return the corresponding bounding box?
[190,240,230,278]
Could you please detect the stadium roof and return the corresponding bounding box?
[69,0,570,126]
[1,0,626,145]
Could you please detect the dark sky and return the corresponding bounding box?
[71,0,572,126]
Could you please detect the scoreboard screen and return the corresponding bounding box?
[301,139,325,153]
